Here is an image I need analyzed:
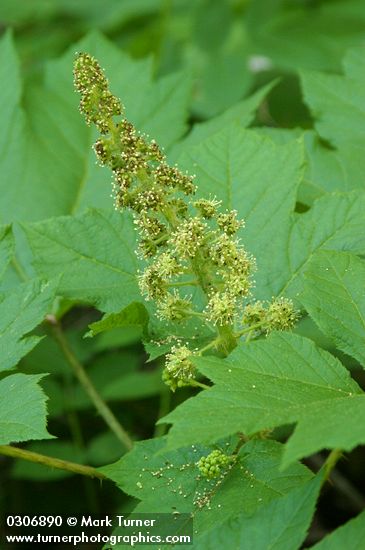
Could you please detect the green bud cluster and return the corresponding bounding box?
[74,53,299,391]
[197,450,233,479]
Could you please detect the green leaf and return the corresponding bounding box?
[177,124,304,298]
[86,302,149,338]
[0,31,88,223]
[0,279,56,372]
[299,132,365,205]
[195,472,323,550]
[101,438,313,543]
[160,332,365,465]
[0,31,192,223]
[0,373,53,444]
[270,192,365,300]
[0,225,14,279]
[301,46,365,148]
[254,129,365,205]
[21,209,139,312]
[177,124,365,300]
[247,1,365,73]
[171,81,277,158]
[302,250,365,367]
[312,509,365,549]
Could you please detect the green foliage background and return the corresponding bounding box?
[1,1,365,548]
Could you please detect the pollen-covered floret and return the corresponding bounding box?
[210,234,241,268]
[138,265,168,301]
[242,301,267,326]
[266,297,299,332]
[194,198,222,219]
[156,291,193,322]
[154,163,196,195]
[210,234,255,282]
[134,214,166,240]
[135,215,167,258]
[170,218,206,259]
[217,209,244,235]
[206,291,237,325]
[162,345,195,391]
[154,252,182,278]
[222,271,250,297]
[197,450,233,479]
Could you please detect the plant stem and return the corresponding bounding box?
[234,321,265,338]
[48,316,133,451]
[0,446,106,480]
[308,450,365,511]
[189,379,211,390]
[323,448,343,482]
[167,280,199,287]
[197,338,219,356]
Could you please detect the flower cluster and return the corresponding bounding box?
[74,53,299,391]
[162,345,195,392]
[197,450,234,479]
[242,297,298,334]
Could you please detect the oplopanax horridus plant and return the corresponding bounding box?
[71,53,365,548]
[1,28,365,550]
[73,52,298,394]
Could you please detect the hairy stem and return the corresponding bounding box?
[0,446,106,480]
[48,316,133,451]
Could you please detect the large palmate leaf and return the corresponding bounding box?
[0,30,192,223]
[177,123,365,301]
[301,46,365,148]
[0,30,88,224]
[0,373,52,445]
[312,509,365,549]
[21,209,138,312]
[160,332,365,466]
[302,250,365,368]
[101,437,313,547]
[270,192,365,300]
[256,128,365,204]
[0,278,56,372]
[177,123,303,299]
[195,473,323,550]
[171,81,277,158]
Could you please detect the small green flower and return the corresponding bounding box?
[156,291,192,322]
[242,301,267,326]
[206,291,237,325]
[138,265,168,301]
[266,297,299,332]
[162,345,195,391]
[170,218,206,259]
[217,209,244,235]
[194,198,221,219]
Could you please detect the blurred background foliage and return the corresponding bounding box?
[2,0,365,120]
[1,0,365,546]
